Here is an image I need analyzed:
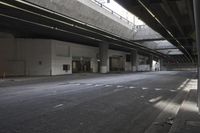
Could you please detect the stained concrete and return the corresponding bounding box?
[0,71,196,133]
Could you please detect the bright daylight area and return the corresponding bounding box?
[92,0,183,56]
[0,0,199,133]
[94,0,145,25]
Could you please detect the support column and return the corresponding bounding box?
[193,0,200,111]
[99,42,109,73]
[149,55,153,71]
[131,50,138,71]
[160,59,164,71]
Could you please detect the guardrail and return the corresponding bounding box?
[90,0,135,29]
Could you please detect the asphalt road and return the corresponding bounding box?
[0,71,196,133]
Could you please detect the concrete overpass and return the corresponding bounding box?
[0,0,170,76]
[0,0,199,133]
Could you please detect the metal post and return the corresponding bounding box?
[193,0,200,111]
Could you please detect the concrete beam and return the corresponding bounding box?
[131,38,166,42]
[155,48,178,50]
[131,37,192,42]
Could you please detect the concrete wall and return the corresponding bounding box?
[163,64,197,71]
[0,33,133,76]
[51,40,99,75]
[26,0,135,39]
[0,37,20,76]
[137,54,151,71]
[16,39,52,76]
[51,40,72,75]
[125,62,132,72]
[71,43,99,73]
[138,65,150,71]
[108,49,129,72]
[51,40,131,75]
[0,37,52,76]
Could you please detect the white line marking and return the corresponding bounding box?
[117,85,123,88]
[155,88,162,91]
[105,85,112,87]
[142,87,148,90]
[54,104,64,108]
[95,84,101,87]
[149,96,162,103]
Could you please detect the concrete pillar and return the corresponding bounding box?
[149,55,153,71]
[131,50,138,71]
[160,59,164,71]
[193,0,200,111]
[99,42,109,73]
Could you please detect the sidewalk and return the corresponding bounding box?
[169,82,200,133]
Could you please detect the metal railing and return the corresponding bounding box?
[90,0,135,29]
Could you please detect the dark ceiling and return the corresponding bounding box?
[115,0,197,63]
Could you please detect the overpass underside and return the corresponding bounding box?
[0,0,199,133]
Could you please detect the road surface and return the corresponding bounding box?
[0,71,196,133]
